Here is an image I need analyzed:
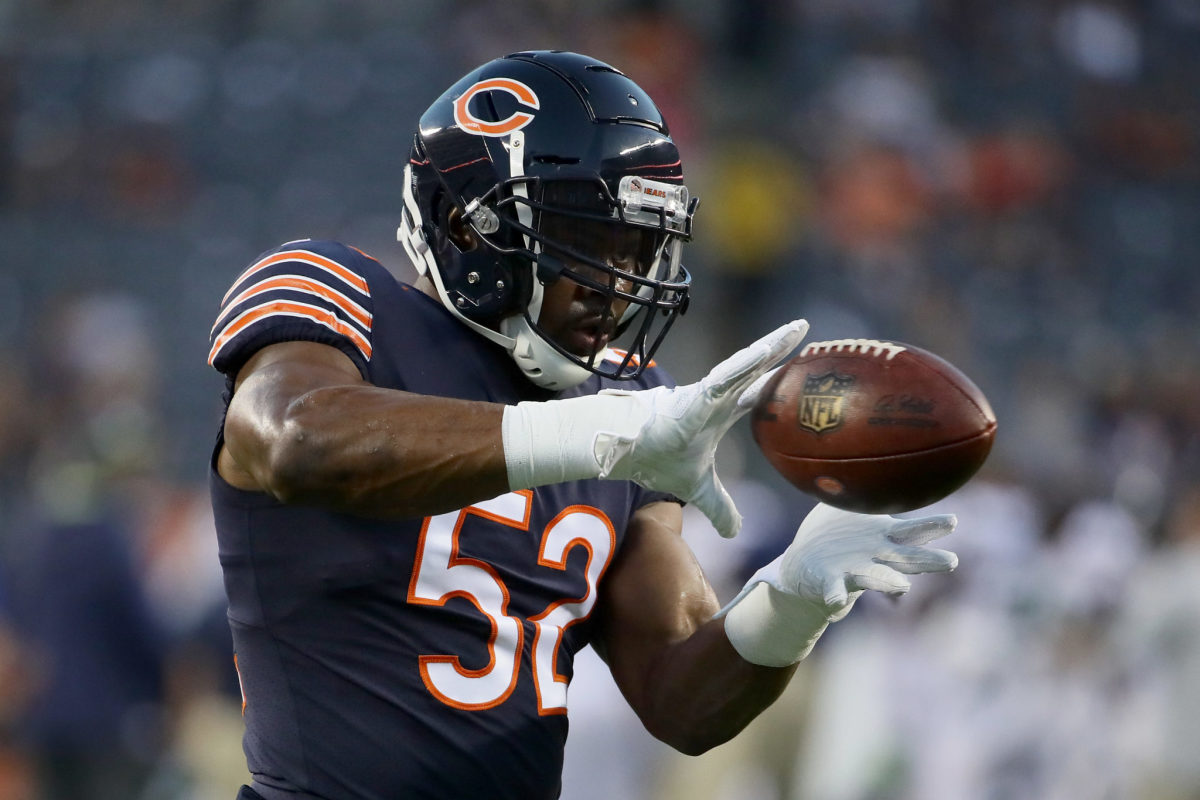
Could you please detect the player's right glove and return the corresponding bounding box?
[716,503,959,667]
[501,320,808,538]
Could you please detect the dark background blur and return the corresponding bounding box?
[1,2,1198,799]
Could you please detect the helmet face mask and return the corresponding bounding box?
[398,50,697,390]
[519,176,690,376]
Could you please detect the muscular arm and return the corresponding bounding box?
[218,340,509,518]
[593,501,797,755]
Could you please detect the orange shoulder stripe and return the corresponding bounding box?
[208,299,373,365]
[212,274,372,335]
[221,249,370,305]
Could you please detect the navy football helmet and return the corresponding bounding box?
[398,50,696,390]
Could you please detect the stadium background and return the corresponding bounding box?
[1,1,1198,798]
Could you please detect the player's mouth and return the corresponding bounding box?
[564,313,616,355]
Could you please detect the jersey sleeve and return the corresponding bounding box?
[208,240,378,378]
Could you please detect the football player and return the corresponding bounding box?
[208,51,958,800]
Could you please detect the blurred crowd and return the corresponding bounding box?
[1,1,1197,798]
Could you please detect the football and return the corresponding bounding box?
[750,339,997,513]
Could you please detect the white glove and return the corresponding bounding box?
[502,320,808,538]
[719,503,959,667]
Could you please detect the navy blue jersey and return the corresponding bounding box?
[208,240,677,800]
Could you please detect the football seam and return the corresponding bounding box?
[767,424,997,465]
[915,356,997,424]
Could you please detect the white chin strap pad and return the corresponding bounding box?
[500,314,593,391]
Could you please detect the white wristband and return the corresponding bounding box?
[500,394,645,490]
[719,582,835,668]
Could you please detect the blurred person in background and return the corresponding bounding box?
[0,292,247,800]
[0,576,36,800]
[0,353,38,800]
[1113,486,1200,799]
[205,50,962,800]
[0,294,170,800]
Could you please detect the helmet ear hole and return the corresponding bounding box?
[446,207,478,252]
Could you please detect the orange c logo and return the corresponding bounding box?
[453,78,540,137]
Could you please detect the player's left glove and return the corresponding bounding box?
[717,503,959,667]
[501,320,807,538]
[588,320,806,537]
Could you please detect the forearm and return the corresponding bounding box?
[640,503,962,753]
[227,380,509,518]
[597,502,801,755]
[634,618,798,755]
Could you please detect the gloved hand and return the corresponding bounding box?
[502,320,808,538]
[718,503,959,666]
[593,319,808,537]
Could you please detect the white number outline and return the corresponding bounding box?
[531,505,616,714]
[408,491,616,714]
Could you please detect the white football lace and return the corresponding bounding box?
[799,339,907,360]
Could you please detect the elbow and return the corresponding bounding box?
[640,695,747,756]
[257,421,325,504]
[670,735,726,758]
[636,665,783,756]
[682,738,728,757]
[256,395,346,504]
[648,720,737,757]
[224,382,384,508]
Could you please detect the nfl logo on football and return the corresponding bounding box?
[799,372,855,433]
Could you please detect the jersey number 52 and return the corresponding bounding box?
[408,490,615,715]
